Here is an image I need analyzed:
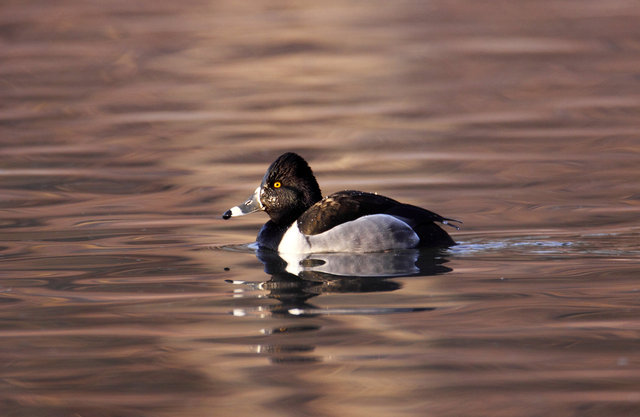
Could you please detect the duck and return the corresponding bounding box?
[222,152,460,253]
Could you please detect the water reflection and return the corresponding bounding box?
[223,247,450,364]
[227,247,450,318]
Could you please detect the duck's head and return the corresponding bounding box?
[222,152,322,225]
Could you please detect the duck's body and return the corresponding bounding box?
[223,153,459,253]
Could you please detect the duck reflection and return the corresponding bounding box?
[225,248,452,364]
[250,248,451,316]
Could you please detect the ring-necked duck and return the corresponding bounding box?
[223,152,460,253]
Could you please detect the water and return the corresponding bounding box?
[2,0,640,416]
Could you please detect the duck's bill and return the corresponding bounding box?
[222,186,262,219]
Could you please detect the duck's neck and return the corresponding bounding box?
[273,192,321,227]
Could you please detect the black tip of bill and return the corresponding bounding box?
[222,210,232,220]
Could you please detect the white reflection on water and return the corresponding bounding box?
[452,239,574,255]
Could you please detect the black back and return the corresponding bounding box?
[297,190,456,247]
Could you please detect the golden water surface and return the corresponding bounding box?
[1,1,640,416]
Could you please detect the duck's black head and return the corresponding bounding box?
[223,153,323,226]
[260,153,322,224]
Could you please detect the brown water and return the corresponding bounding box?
[2,1,640,416]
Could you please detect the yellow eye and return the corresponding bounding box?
[273,181,281,188]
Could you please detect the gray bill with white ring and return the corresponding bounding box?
[222,186,262,219]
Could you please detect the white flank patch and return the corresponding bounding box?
[277,214,419,254]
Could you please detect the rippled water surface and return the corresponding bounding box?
[2,1,640,416]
